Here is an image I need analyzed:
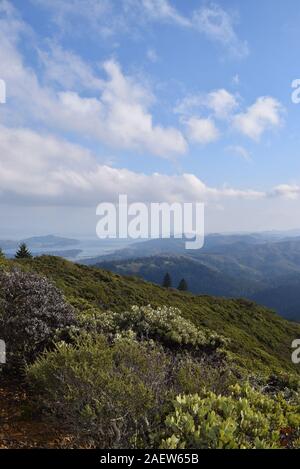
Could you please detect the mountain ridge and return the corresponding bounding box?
[85,235,300,320]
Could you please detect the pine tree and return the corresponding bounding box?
[15,243,32,259]
[162,272,172,288]
[178,278,188,292]
[0,248,5,259]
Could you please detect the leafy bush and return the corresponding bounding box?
[28,334,172,448]
[159,384,300,449]
[84,305,227,351]
[175,355,235,396]
[0,269,78,371]
[265,373,300,396]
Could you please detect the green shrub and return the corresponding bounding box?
[175,355,235,396]
[87,305,227,351]
[265,373,300,396]
[28,334,171,448]
[159,384,300,449]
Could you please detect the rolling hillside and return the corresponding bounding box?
[98,255,263,297]
[87,235,300,320]
[2,255,299,376]
[253,278,300,322]
[1,254,300,449]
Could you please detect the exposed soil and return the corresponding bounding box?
[0,379,74,449]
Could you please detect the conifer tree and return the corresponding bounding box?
[15,243,33,259]
[178,278,188,292]
[162,272,172,288]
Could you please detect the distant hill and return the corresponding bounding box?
[253,276,300,322]
[0,235,136,260]
[0,235,80,251]
[83,234,270,264]
[99,255,263,297]
[87,235,300,321]
[22,235,80,248]
[0,235,82,259]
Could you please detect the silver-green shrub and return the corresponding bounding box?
[0,268,78,371]
[83,304,228,351]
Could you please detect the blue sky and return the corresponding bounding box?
[0,0,300,237]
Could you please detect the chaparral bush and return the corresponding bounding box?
[175,355,235,396]
[0,268,78,371]
[27,334,172,448]
[159,384,300,449]
[82,305,228,352]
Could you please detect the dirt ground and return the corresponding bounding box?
[0,379,74,449]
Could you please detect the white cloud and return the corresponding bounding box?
[32,0,191,37]
[50,59,188,157]
[0,8,187,158]
[186,117,220,144]
[270,184,300,200]
[140,0,190,27]
[192,4,249,58]
[0,125,94,202]
[0,125,267,206]
[0,12,273,156]
[32,0,118,37]
[176,89,238,146]
[234,97,283,141]
[94,59,187,156]
[174,95,204,116]
[226,145,252,162]
[175,89,238,120]
[176,92,283,145]
[32,0,248,59]
[141,1,249,58]
[38,43,104,90]
[0,123,298,217]
[206,89,238,119]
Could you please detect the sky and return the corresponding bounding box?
[0,0,300,238]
